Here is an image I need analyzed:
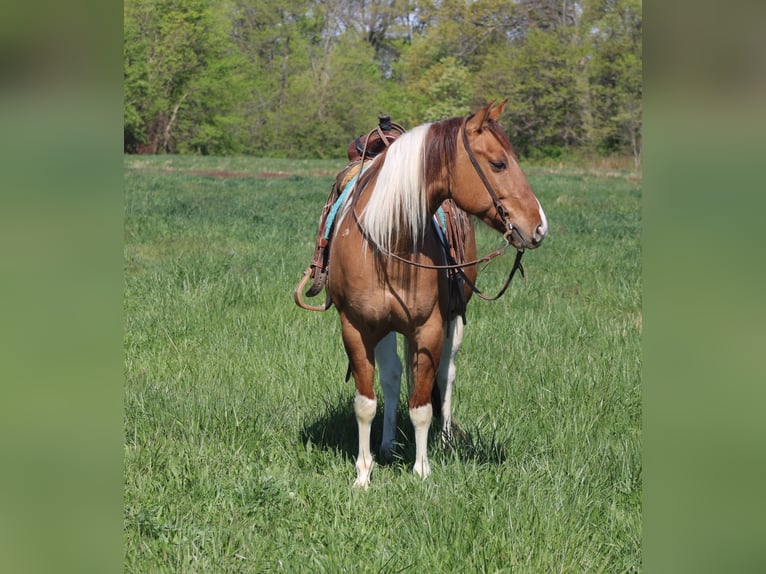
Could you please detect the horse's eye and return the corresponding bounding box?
[489,160,507,172]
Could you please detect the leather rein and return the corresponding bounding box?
[350,116,525,301]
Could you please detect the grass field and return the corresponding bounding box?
[124,155,641,572]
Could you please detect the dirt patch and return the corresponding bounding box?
[188,170,292,179]
[126,164,341,179]
[188,170,341,178]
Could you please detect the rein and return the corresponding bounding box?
[365,228,512,271]
[350,115,526,300]
[457,245,525,302]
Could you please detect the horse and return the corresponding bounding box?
[325,100,547,488]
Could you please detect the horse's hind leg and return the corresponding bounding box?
[436,318,465,444]
[340,315,378,489]
[375,332,401,464]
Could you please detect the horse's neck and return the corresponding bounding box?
[427,180,453,216]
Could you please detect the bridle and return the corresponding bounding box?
[351,115,526,300]
[459,117,523,248]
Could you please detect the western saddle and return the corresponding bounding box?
[304,114,406,297]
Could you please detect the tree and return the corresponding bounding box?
[227,0,310,155]
[413,57,472,121]
[476,26,588,157]
[123,0,642,162]
[520,0,581,31]
[585,0,642,165]
[124,0,247,153]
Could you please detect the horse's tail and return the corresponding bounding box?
[404,338,443,419]
[430,376,443,420]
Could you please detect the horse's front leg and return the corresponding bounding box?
[375,332,401,464]
[436,318,465,444]
[409,318,445,480]
[341,315,378,489]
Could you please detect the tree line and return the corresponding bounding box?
[124,0,641,164]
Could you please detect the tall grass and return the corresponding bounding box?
[124,155,641,572]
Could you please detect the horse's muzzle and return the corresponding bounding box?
[506,222,546,250]
[529,222,546,248]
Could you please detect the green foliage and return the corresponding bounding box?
[124,0,249,153]
[291,32,385,158]
[585,0,642,163]
[124,0,642,162]
[478,27,589,157]
[124,156,642,571]
[415,57,472,122]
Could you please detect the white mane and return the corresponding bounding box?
[360,123,431,255]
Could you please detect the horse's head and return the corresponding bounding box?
[454,100,547,250]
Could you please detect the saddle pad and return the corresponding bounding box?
[322,162,370,241]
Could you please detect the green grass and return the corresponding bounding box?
[124,155,641,572]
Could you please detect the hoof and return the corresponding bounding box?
[354,458,374,489]
[412,459,431,480]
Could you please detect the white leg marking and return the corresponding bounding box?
[410,403,433,479]
[437,318,464,444]
[354,392,377,489]
[375,333,401,463]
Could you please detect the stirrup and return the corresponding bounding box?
[294,267,332,312]
[305,266,328,297]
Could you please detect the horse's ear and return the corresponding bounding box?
[466,100,495,133]
[489,98,509,122]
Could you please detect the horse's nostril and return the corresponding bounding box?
[534,223,546,244]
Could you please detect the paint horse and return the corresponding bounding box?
[324,101,546,488]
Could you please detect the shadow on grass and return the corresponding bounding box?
[299,394,508,467]
[299,395,366,462]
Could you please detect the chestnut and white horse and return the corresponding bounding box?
[326,101,547,488]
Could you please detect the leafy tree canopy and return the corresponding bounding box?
[124,0,642,163]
